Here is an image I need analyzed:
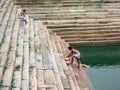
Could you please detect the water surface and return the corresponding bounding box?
[75,45,120,90]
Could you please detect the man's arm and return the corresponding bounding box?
[67,51,73,57]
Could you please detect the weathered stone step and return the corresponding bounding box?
[60,33,120,39]
[46,23,120,29]
[64,36,120,42]
[0,7,17,81]
[68,39,120,46]
[29,18,36,67]
[21,15,30,90]
[37,18,120,24]
[17,2,120,8]
[50,34,70,89]
[62,0,120,3]
[20,6,120,14]
[56,30,120,35]
[29,13,120,20]
[0,6,17,52]
[51,25,120,32]
[26,9,120,14]
[0,3,14,46]
[48,24,120,31]
[45,20,120,27]
[34,21,64,90]
[26,9,120,15]
[2,51,16,87]
[0,0,11,23]
[0,0,8,8]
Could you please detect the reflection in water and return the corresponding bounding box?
[74,45,120,67]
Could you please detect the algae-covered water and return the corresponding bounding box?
[75,45,120,90]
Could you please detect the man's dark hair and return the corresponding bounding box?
[68,46,73,50]
[23,9,26,13]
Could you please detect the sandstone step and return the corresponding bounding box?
[34,21,41,54]
[0,67,3,80]
[29,13,120,20]
[1,87,9,90]
[0,0,8,8]
[0,6,17,82]
[0,3,13,45]
[50,54,64,90]
[2,51,16,87]
[0,0,11,23]
[62,0,120,3]
[13,71,21,89]
[0,6,17,51]
[56,38,81,90]
[64,36,120,42]
[30,68,37,90]
[46,22,120,29]
[21,80,29,90]
[16,2,120,8]
[26,10,120,16]
[29,18,36,67]
[59,33,120,38]
[51,25,120,32]
[17,25,24,57]
[22,15,30,81]
[10,14,20,51]
[38,18,120,25]
[50,34,70,89]
[12,88,20,90]
[68,39,120,46]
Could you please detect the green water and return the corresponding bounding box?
[75,45,120,90]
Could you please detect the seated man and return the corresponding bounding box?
[66,46,81,68]
[18,9,27,24]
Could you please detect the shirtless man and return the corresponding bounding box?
[67,46,81,68]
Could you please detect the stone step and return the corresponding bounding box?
[23,7,120,13]
[68,39,120,46]
[26,9,120,14]
[45,21,120,27]
[37,18,120,24]
[21,15,30,90]
[22,15,30,80]
[16,2,120,8]
[29,18,36,67]
[46,23,120,29]
[26,9,120,16]
[50,34,70,89]
[10,13,20,51]
[0,0,7,8]
[64,36,120,42]
[0,7,17,81]
[0,3,14,46]
[0,6,17,53]
[0,0,11,23]
[51,25,120,32]
[60,32,120,39]
[55,36,87,90]
[29,13,120,20]
[62,0,120,3]
[2,51,16,87]
[34,21,64,90]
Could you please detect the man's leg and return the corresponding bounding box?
[77,58,80,68]
[71,56,74,64]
